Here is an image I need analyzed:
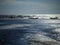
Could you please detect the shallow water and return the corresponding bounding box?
[0,19,60,45]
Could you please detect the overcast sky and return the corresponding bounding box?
[0,0,60,15]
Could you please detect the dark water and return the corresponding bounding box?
[0,19,60,45]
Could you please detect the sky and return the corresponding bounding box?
[0,0,60,15]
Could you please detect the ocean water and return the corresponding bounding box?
[0,19,60,45]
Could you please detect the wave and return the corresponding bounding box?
[0,24,32,29]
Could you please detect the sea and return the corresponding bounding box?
[0,15,60,45]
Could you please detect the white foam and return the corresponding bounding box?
[41,20,60,24]
[29,34,57,42]
[53,28,60,32]
[0,24,32,29]
[50,25,60,28]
